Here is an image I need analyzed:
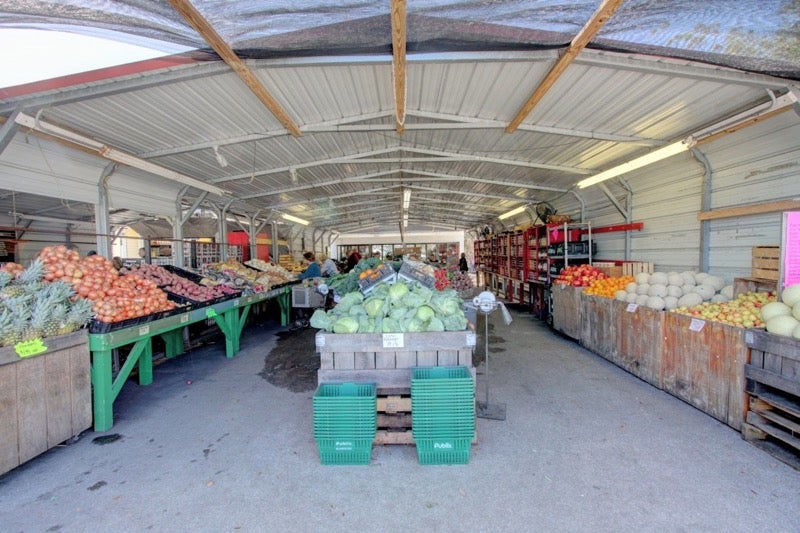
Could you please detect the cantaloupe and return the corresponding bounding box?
[704,275,725,291]
[649,272,668,286]
[667,285,683,298]
[711,293,730,303]
[680,271,696,286]
[625,292,639,303]
[695,272,710,284]
[635,294,650,306]
[645,296,665,310]
[636,283,650,295]
[781,283,800,307]
[766,315,799,337]
[761,301,792,322]
[664,296,679,310]
[668,274,684,287]
[614,290,628,301]
[635,272,650,285]
[693,284,716,301]
[720,285,734,299]
[625,282,638,294]
[793,323,800,340]
[794,301,800,321]
[680,284,695,296]
[677,292,703,308]
[648,283,667,298]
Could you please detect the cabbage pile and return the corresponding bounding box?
[310,279,468,333]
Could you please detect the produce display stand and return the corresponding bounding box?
[550,284,583,339]
[743,329,800,468]
[88,285,293,432]
[316,329,477,445]
[1,330,91,476]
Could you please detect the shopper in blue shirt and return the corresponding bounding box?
[297,252,321,280]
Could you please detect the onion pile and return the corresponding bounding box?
[38,245,176,323]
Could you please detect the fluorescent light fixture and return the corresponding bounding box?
[402,188,411,210]
[576,139,695,189]
[281,213,309,225]
[402,212,409,228]
[498,205,526,220]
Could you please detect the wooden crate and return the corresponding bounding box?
[622,261,654,277]
[0,330,91,476]
[551,284,583,340]
[316,330,476,392]
[743,329,800,469]
[662,313,747,430]
[732,277,778,298]
[751,246,780,281]
[611,300,665,389]
[580,294,615,358]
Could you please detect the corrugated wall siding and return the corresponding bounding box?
[574,112,800,282]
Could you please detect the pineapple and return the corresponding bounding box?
[0,260,44,300]
[22,295,52,341]
[45,303,67,338]
[0,270,12,290]
[4,311,29,346]
[60,297,94,335]
[16,258,45,285]
[0,310,14,347]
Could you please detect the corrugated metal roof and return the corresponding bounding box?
[0,2,798,234]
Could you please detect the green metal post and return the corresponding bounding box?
[91,349,114,432]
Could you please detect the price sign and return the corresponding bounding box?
[466,332,477,347]
[15,338,48,358]
[206,308,218,318]
[689,318,706,332]
[382,333,404,348]
[138,325,150,336]
[626,303,638,313]
[180,314,190,324]
[233,299,240,307]
[315,333,326,347]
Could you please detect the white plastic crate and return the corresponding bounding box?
[292,286,325,308]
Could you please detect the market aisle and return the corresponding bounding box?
[1,308,798,532]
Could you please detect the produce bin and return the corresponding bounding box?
[609,299,665,389]
[662,312,747,430]
[0,330,91,476]
[316,330,476,392]
[551,284,583,340]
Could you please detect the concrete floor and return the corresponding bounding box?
[1,308,799,532]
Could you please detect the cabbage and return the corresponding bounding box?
[333,316,359,333]
[382,317,401,333]
[389,307,407,319]
[388,282,409,302]
[348,304,367,316]
[406,318,426,332]
[426,317,445,332]
[309,309,333,331]
[337,292,364,313]
[430,294,462,316]
[415,305,435,322]
[442,314,468,331]
[364,298,385,317]
[357,315,372,332]
[401,292,426,309]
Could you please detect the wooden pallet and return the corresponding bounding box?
[375,393,414,445]
[751,246,780,281]
[372,391,478,446]
[742,394,800,470]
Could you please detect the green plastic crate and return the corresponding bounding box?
[415,437,472,465]
[316,438,373,465]
[411,366,475,394]
[313,382,377,439]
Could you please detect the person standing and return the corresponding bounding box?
[459,252,469,272]
[297,252,321,280]
[320,255,339,277]
[345,248,361,272]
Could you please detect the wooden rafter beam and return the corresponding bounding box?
[391,0,407,134]
[697,200,800,221]
[167,0,302,137]
[505,0,624,133]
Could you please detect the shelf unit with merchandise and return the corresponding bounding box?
[545,222,593,284]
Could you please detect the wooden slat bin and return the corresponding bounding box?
[611,300,665,389]
[580,294,615,360]
[316,330,476,392]
[662,313,747,430]
[0,330,91,476]
[551,284,583,340]
[751,246,780,281]
[743,328,800,469]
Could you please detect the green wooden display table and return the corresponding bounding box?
[88,286,292,432]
